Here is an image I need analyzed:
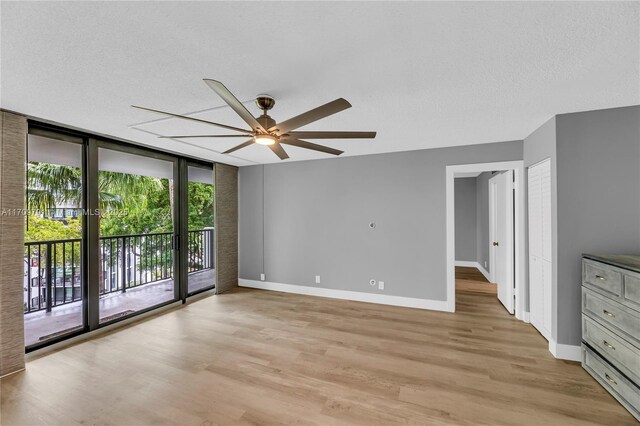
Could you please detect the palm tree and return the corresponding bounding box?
[27,162,166,292]
[27,162,162,217]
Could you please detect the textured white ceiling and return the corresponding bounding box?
[1,1,638,166]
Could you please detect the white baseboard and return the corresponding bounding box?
[549,339,581,361]
[455,260,492,282]
[239,279,452,312]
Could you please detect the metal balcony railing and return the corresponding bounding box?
[23,228,214,314]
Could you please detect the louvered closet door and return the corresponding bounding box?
[528,159,552,340]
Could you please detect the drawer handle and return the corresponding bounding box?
[603,340,615,350]
[605,373,617,385]
[595,275,606,281]
[603,309,615,318]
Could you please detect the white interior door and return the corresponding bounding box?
[489,171,515,314]
[528,159,552,340]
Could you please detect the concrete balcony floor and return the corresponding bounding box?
[24,269,215,347]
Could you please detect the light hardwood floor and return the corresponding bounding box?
[455,266,497,295]
[1,273,636,425]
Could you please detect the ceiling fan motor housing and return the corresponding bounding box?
[256,95,275,111]
[257,113,276,131]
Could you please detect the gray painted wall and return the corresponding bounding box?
[522,106,640,346]
[239,141,523,302]
[555,105,640,345]
[455,178,477,262]
[475,172,492,273]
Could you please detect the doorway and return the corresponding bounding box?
[445,161,526,321]
[185,163,216,296]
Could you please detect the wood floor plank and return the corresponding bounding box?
[1,272,636,425]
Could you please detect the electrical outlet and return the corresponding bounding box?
[484,261,487,268]
[369,279,376,286]
[315,275,321,284]
[378,281,385,290]
[260,273,265,281]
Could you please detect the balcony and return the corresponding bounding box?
[23,228,215,347]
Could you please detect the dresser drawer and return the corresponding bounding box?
[624,274,640,308]
[582,288,640,347]
[583,315,640,384]
[584,259,623,297]
[582,345,640,420]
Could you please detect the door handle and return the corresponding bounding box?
[493,242,499,246]
[171,235,180,250]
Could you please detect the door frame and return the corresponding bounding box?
[91,139,182,327]
[445,160,527,322]
[182,160,217,299]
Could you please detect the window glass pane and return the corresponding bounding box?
[97,148,176,323]
[24,134,84,347]
[187,165,215,295]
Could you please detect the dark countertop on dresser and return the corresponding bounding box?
[583,254,640,274]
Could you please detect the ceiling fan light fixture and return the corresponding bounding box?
[254,134,277,146]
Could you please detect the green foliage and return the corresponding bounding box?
[100,177,171,236]
[188,182,215,230]
[24,215,82,269]
[26,161,215,281]
[25,215,82,242]
[27,163,82,213]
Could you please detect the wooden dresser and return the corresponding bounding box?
[582,254,640,421]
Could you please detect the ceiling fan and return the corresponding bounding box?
[132,79,376,160]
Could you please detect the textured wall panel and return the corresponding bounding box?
[0,111,26,376]
[215,164,238,294]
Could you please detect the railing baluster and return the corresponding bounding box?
[153,234,157,280]
[210,229,215,269]
[38,243,43,311]
[24,230,212,315]
[26,245,32,313]
[62,242,67,304]
[121,236,127,293]
[71,241,76,301]
[45,242,52,313]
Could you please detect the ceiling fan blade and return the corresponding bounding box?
[267,143,289,160]
[280,138,343,156]
[223,139,255,154]
[287,131,376,139]
[131,105,250,134]
[271,98,352,134]
[204,79,266,133]
[158,134,250,139]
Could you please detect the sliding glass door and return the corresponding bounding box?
[24,125,216,351]
[96,145,179,324]
[186,163,216,295]
[24,130,86,347]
